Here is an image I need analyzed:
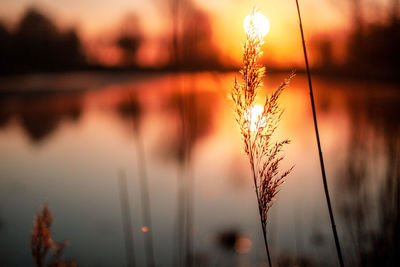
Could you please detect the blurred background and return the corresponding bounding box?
[0,0,399,266]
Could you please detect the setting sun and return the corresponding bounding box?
[243,9,270,39]
[246,105,266,132]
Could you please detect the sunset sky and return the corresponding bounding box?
[0,0,392,67]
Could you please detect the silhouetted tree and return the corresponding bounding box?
[13,8,59,70]
[0,22,11,73]
[58,29,85,68]
[9,7,85,72]
[116,14,142,67]
[117,35,141,66]
[1,92,83,143]
[179,3,221,70]
[325,0,400,76]
[315,38,334,69]
[337,91,400,266]
[347,20,400,73]
[154,0,221,70]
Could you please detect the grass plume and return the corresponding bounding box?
[231,8,294,267]
[31,204,76,267]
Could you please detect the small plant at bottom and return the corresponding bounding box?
[31,204,76,267]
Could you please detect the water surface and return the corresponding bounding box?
[0,72,399,266]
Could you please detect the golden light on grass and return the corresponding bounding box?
[243,9,270,40]
[231,7,294,267]
[246,105,266,132]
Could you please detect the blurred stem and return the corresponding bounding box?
[177,164,186,267]
[118,170,136,267]
[185,81,196,267]
[129,93,155,267]
[185,167,193,267]
[294,1,345,267]
[135,133,156,267]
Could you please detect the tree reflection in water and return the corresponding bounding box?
[158,77,218,266]
[0,92,82,144]
[337,90,400,267]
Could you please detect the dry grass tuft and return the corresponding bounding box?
[31,204,76,267]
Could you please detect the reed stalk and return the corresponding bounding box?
[294,1,344,266]
[168,2,187,265]
[128,93,156,267]
[231,8,294,267]
[184,83,197,267]
[177,163,186,267]
[118,170,137,267]
[135,135,156,267]
[185,164,194,267]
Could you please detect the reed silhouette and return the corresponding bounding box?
[118,92,155,267]
[30,204,76,267]
[294,1,344,266]
[118,170,137,267]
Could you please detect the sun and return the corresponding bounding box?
[246,105,266,132]
[243,9,270,39]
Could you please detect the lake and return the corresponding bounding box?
[0,71,399,267]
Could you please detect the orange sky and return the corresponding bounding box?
[0,0,387,68]
[202,0,349,66]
